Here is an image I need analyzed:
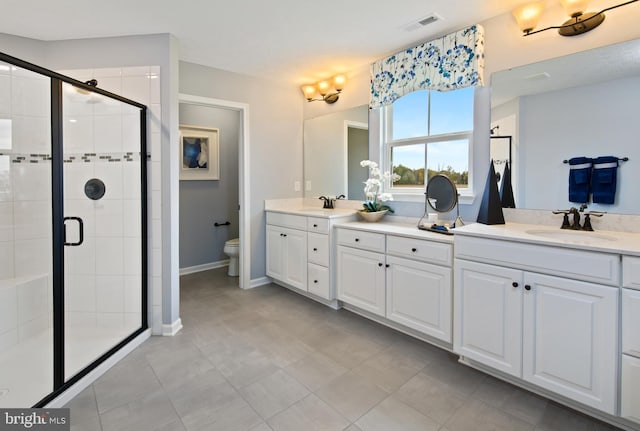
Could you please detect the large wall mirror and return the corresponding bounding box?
[303,105,369,199]
[491,38,640,214]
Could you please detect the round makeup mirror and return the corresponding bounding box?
[426,174,457,212]
[418,174,464,231]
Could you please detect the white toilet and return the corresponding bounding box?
[223,238,240,277]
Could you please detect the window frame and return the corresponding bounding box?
[380,90,475,203]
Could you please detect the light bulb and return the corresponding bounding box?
[333,75,347,92]
[512,2,545,33]
[560,0,590,17]
[317,81,330,96]
[301,85,317,101]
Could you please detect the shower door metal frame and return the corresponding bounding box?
[0,51,149,407]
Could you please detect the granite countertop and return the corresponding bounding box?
[453,222,640,256]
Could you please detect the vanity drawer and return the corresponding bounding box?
[308,263,330,300]
[266,212,307,230]
[307,217,330,234]
[623,256,640,290]
[336,228,385,253]
[308,232,329,266]
[455,236,620,286]
[386,235,452,267]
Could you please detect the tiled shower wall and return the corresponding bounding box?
[0,63,53,352]
[58,66,163,335]
[0,64,163,343]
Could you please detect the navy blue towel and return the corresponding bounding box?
[568,157,592,203]
[592,156,619,204]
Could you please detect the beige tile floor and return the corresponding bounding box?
[65,268,622,431]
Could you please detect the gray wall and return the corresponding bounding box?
[179,103,240,268]
[179,61,304,281]
[517,76,640,213]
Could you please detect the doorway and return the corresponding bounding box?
[177,94,250,288]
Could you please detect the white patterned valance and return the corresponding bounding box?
[370,25,485,109]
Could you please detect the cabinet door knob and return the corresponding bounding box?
[282,234,287,237]
[385,264,390,268]
[313,247,317,251]
[512,282,519,288]
[411,248,417,252]
[524,285,532,291]
[313,224,318,227]
[355,238,360,242]
[314,280,318,283]
[378,262,383,267]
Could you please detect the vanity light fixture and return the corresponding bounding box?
[513,0,638,36]
[301,75,347,104]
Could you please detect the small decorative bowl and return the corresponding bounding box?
[357,209,388,222]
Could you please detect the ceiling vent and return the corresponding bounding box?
[402,13,443,31]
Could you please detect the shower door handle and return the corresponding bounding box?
[63,217,84,246]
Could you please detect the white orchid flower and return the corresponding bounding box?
[360,160,378,169]
[360,159,396,214]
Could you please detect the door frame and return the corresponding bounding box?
[343,120,368,198]
[178,93,251,289]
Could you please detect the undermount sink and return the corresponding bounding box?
[525,229,617,243]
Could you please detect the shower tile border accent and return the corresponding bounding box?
[0,152,146,164]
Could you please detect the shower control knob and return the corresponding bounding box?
[84,178,106,200]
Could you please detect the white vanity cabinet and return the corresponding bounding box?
[266,210,354,302]
[336,230,386,316]
[454,235,619,414]
[266,224,307,291]
[621,257,640,424]
[336,225,453,343]
[385,237,452,341]
[454,259,523,376]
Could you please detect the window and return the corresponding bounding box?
[383,87,474,197]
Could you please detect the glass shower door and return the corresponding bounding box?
[62,82,143,379]
[0,62,54,407]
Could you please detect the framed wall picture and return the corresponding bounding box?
[179,125,220,180]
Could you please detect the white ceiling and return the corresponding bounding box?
[1,0,526,85]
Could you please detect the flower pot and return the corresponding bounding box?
[358,209,388,222]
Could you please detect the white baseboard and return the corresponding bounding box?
[180,259,229,275]
[45,329,151,408]
[247,276,272,289]
[162,318,183,336]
